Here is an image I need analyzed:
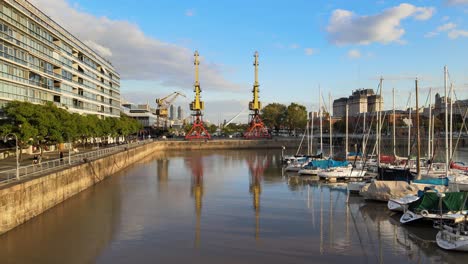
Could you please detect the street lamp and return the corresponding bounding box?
[63,132,72,165]
[4,133,19,180]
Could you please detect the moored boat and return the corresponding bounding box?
[436,224,468,251]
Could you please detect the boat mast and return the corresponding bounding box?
[329,92,333,158]
[407,93,412,157]
[311,112,314,155]
[392,88,396,157]
[428,88,432,160]
[377,77,383,168]
[444,66,449,176]
[415,78,421,179]
[320,88,323,155]
[345,103,349,157]
[449,83,453,162]
[362,112,366,156]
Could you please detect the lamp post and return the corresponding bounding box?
[63,132,72,165]
[4,133,19,180]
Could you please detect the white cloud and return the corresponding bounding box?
[425,22,468,39]
[347,49,362,59]
[326,3,435,45]
[437,22,457,31]
[289,43,300,49]
[445,0,468,5]
[29,0,240,91]
[185,9,195,17]
[304,48,316,56]
[425,22,457,37]
[83,40,113,57]
[448,29,468,38]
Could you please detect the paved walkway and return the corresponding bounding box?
[0,145,122,171]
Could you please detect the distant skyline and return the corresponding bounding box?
[30,0,468,122]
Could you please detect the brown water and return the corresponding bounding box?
[0,149,467,264]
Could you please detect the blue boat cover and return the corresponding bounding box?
[307,159,349,169]
[347,152,362,157]
[413,178,449,186]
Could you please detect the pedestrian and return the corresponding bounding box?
[32,155,38,165]
[59,151,64,162]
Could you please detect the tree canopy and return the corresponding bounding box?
[285,103,307,132]
[260,103,287,132]
[260,102,308,133]
[0,101,141,150]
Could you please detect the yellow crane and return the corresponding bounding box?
[244,51,271,139]
[185,51,211,140]
[155,91,186,128]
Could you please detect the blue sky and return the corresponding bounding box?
[32,0,468,122]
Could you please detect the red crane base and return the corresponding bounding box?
[185,116,211,140]
[244,114,271,139]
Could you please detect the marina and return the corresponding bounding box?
[0,149,467,263]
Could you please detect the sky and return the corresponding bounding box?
[30,0,468,123]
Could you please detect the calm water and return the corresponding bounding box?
[0,149,467,264]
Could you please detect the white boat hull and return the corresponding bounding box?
[285,166,302,172]
[298,168,320,175]
[437,230,468,251]
[388,195,420,212]
[400,211,424,224]
[319,168,365,179]
[347,182,366,193]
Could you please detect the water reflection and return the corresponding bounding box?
[0,149,466,263]
[185,156,204,247]
[246,154,269,240]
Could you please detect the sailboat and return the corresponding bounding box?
[318,101,366,180]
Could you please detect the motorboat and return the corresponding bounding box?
[400,192,468,224]
[388,194,420,212]
[436,223,468,251]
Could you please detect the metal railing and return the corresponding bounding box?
[0,139,153,185]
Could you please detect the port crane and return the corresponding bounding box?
[185,51,211,140]
[155,91,186,128]
[244,51,271,139]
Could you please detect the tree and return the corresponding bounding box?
[0,101,142,152]
[261,103,287,132]
[285,103,307,133]
[207,124,218,134]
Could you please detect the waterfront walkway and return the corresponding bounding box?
[0,140,154,185]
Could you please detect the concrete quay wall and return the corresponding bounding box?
[0,139,298,235]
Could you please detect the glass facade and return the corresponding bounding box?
[0,0,120,117]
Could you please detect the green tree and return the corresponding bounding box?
[285,103,307,133]
[261,103,287,132]
[207,124,218,134]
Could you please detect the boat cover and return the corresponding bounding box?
[360,181,449,202]
[307,159,349,169]
[451,162,468,171]
[408,192,468,214]
[413,178,449,186]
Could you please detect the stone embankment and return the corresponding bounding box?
[0,139,298,235]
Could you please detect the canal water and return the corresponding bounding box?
[0,149,467,264]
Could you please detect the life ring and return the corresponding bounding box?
[421,210,429,217]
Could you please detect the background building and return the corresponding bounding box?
[121,103,157,128]
[169,104,175,120]
[177,105,183,120]
[0,0,120,117]
[333,89,383,117]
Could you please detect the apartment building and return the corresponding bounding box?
[0,0,120,117]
